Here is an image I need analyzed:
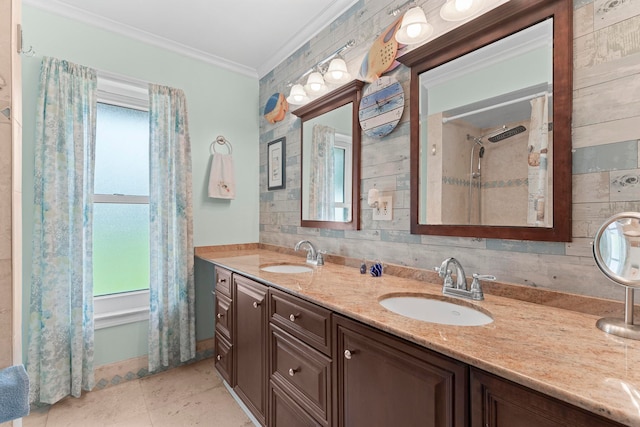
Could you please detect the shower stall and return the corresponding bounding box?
[466,125,527,225]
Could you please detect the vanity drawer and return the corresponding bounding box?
[215,290,233,340]
[270,325,331,426]
[215,334,234,386]
[215,266,232,296]
[270,381,322,427]
[270,288,332,355]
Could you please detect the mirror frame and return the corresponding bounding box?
[398,0,572,242]
[292,80,364,230]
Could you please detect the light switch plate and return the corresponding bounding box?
[373,196,393,221]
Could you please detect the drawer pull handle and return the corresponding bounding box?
[288,368,298,377]
[219,278,227,283]
[216,313,224,319]
[289,314,299,322]
[253,301,261,308]
[344,350,353,360]
[216,354,222,361]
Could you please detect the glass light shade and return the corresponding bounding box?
[286,84,309,105]
[324,58,351,84]
[305,72,327,94]
[440,0,485,22]
[395,6,433,45]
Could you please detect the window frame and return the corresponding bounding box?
[93,72,151,330]
[334,132,353,221]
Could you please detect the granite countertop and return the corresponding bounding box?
[196,247,640,426]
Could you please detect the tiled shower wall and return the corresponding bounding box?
[259,0,640,300]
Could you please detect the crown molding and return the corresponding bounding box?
[256,0,359,78]
[23,0,258,78]
[24,0,359,80]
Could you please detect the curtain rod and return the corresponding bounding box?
[442,91,551,124]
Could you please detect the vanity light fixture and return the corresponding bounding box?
[285,39,355,105]
[305,71,327,95]
[325,58,351,84]
[395,6,433,45]
[440,0,485,22]
[286,84,310,105]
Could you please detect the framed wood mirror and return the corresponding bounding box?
[398,0,572,241]
[292,80,364,230]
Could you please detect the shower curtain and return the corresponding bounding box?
[27,57,97,404]
[309,124,336,221]
[148,84,196,372]
[527,94,549,226]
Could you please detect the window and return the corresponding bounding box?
[93,73,150,329]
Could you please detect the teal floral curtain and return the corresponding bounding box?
[27,57,97,405]
[148,84,196,372]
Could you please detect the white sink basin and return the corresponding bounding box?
[260,264,313,274]
[379,294,493,326]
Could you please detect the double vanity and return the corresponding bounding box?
[197,245,639,427]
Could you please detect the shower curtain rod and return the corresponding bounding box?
[442,91,551,124]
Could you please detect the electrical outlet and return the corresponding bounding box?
[373,196,393,221]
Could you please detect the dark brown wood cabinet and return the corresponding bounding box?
[470,368,625,427]
[234,274,269,426]
[268,287,333,427]
[214,266,234,386]
[333,314,468,427]
[208,265,624,427]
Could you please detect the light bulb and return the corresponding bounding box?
[331,70,344,80]
[294,94,303,102]
[406,23,422,39]
[455,0,473,11]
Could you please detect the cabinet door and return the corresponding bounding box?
[334,315,468,427]
[234,275,268,426]
[470,368,625,427]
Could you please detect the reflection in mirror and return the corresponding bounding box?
[292,80,363,230]
[593,212,640,340]
[398,0,572,241]
[301,103,353,222]
[420,20,552,228]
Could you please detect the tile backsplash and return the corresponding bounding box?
[258,0,640,301]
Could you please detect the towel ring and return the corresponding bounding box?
[210,135,233,155]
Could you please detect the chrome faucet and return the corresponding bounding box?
[294,240,320,265]
[435,257,494,301]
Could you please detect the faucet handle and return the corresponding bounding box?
[435,267,454,287]
[470,274,495,300]
[316,251,325,266]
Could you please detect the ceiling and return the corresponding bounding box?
[23,0,359,79]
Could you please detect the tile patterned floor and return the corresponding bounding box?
[22,359,252,427]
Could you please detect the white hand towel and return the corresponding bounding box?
[208,153,236,199]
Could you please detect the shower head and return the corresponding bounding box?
[487,125,526,143]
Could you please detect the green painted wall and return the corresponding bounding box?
[21,6,259,365]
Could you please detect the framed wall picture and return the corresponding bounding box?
[267,137,286,190]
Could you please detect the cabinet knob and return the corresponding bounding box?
[344,350,353,360]
[289,314,298,322]
[253,301,260,308]
[216,354,222,361]
[216,313,223,319]
[288,368,298,376]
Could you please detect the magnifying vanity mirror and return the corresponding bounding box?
[292,80,364,230]
[593,212,640,340]
[398,0,572,241]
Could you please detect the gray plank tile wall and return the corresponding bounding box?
[258,0,640,300]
